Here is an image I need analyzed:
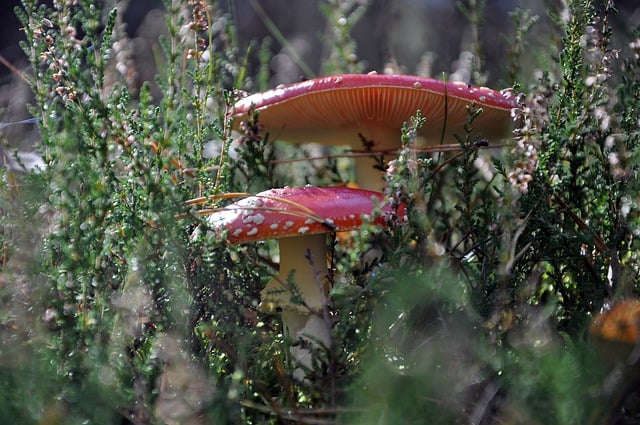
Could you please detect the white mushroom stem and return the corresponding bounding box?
[354,156,386,191]
[350,124,412,191]
[260,234,331,372]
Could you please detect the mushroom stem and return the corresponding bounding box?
[282,312,330,377]
[351,124,403,190]
[354,156,385,191]
[261,234,329,314]
[260,234,331,373]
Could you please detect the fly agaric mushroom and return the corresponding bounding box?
[207,186,406,373]
[590,299,640,421]
[230,73,517,189]
[590,299,640,365]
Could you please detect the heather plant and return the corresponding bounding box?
[511,1,640,333]
[457,0,488,85]
[348,1,640,423]
[1,0,640,424]
[320,0,368,75]
[6,0,249,422]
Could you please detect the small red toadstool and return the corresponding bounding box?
[590,299,640,420]
[231,73,517,188]
[207,185,406,373]
[590,299,640,364]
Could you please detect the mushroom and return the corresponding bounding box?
[207,185,406,373]
[590,299,640,365]
[590,299,640,421]
[230,73,517,189]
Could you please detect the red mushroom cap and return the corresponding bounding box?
[208,186,406,244]
[231,74,517,146]
[590,299,640,345]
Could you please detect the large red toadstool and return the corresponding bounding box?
[230,73,517,188]
[207,185,406,373]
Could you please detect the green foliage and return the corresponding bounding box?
[505,8,539,86]
[512,0,640,334]
[320,0,368,75]
[457,0,487,85]
[2,0,640,423]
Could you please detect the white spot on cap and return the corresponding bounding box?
[244,213,265,225]
[413,81,422,89]
[233,228,243,237]
[298,226,309,234]
[270,223,279,230]
[247,227,258,236]
[283,221,294,230]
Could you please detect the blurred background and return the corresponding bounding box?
[1,0,639,155]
